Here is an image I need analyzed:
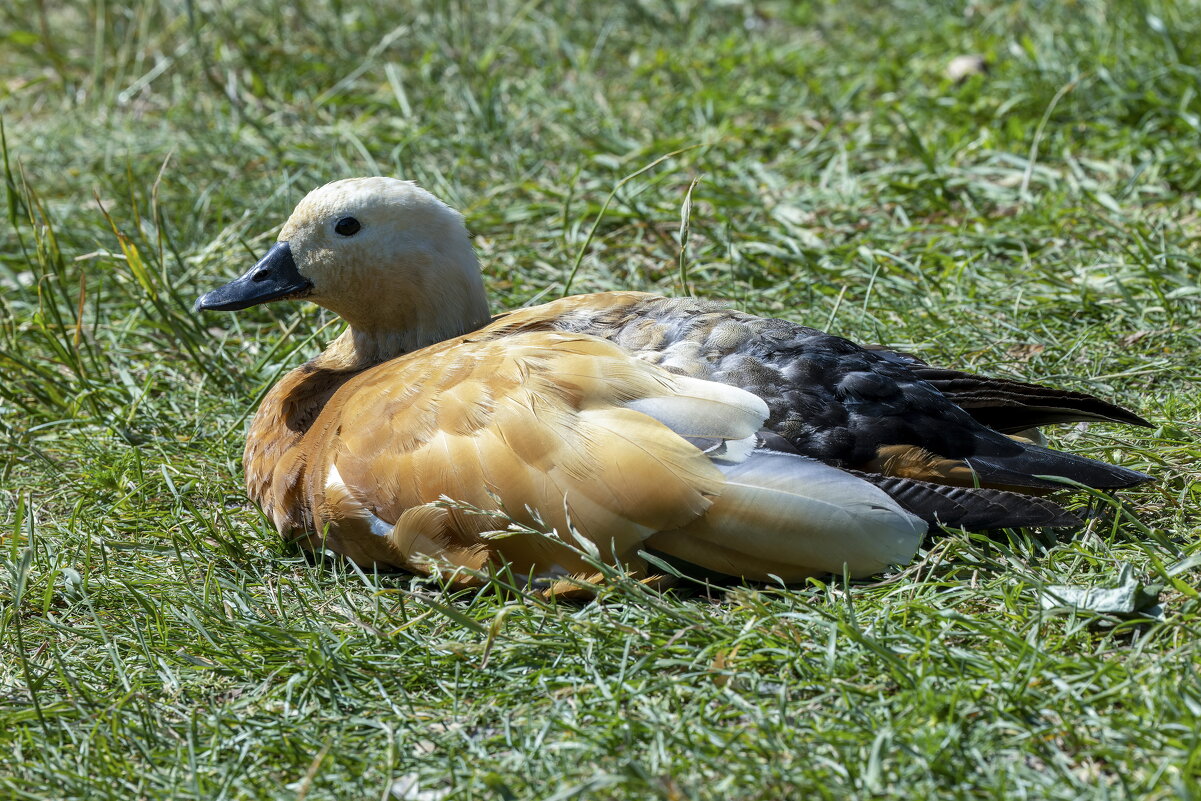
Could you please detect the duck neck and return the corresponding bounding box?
[313,244,494,371]
[315,307,492,372]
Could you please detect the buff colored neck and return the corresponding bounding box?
[314,302,492,372]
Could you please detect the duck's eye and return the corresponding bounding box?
[334,217,361,237]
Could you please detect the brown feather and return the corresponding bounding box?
[246,331,736,583]
[862,444,979,486]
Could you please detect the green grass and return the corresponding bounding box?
[2,0,1200,797]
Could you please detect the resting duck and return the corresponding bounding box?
[197,177,1151,590]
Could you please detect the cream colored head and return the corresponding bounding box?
[279,177,491,350]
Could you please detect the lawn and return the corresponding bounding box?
[1,0,1200,798]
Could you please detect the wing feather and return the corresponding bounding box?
[650,451,926,577]
[304,332,745,578]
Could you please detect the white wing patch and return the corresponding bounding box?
[624,373,768,464]
[326,462,348,492]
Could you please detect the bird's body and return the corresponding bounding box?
[198,178,1150,592]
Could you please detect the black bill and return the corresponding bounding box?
[195,242,312,312]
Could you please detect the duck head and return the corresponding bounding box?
[197,177,492,358]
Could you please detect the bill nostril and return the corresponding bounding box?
[251,270,271,282]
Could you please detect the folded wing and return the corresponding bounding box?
[297,331,925,584]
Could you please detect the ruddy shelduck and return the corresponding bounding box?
[197,178,1150,591]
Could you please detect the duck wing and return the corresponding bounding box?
[290,330,923,584]
[497,293,1150,498]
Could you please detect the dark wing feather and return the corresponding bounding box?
[903,366,1152,432]
[863,346,1151,432]
[848,470,1083,529]
[964,440,1151,490]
